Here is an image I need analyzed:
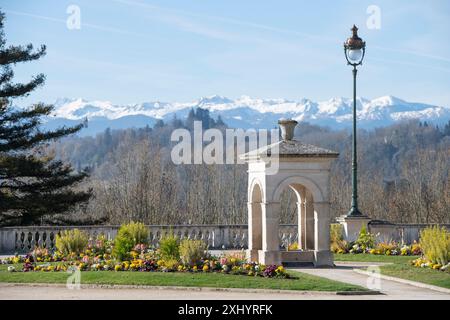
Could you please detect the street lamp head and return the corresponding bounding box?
[344,25,366,66]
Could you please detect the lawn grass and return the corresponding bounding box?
[378,263,450,289]
[333,253,417,264]
[0,263,365,292]
[334,253,450,289]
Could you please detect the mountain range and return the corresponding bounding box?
[43,95,450,135]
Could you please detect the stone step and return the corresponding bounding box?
[282,261,314,268]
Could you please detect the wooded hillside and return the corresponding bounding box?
[45,109,450,226]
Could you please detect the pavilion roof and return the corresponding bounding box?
[240,139,339,159]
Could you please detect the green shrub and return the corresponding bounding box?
[160,258,179,271]
[330,224,343,243]
[330,224,349,253]
[55,229,88,255]
[159,232,180,261]
[355,225,375,250]
[420,225,450,265]
[179,239,207,266]
[113,221,149,261]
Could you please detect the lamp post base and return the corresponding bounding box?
[336,214,371,242]
[347,207,365,217]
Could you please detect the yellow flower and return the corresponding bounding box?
[276,266,285,273]
[192,266,198,271]
[202,265,209,272]
[114,264,122,272]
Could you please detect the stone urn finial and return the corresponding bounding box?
[278,118,298,141]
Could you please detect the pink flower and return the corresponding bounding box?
[134,243,147,253]
[96,240,104,249]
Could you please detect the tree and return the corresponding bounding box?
[0,11,91,226]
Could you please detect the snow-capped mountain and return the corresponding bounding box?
[45,95,450,135]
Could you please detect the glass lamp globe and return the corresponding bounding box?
[347,49,363,64]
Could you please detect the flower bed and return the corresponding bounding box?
[8,249,289,279]
[2,222,290,279]
[1,247,63,264]
[409,226,450,273]
[330,224,422,256]
[333,241,422,256]
[410,257,450,273]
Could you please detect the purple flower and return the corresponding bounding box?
[263,265,277,278]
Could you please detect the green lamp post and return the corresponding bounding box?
[344,25,366,217]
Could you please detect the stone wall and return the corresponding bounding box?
[368,220,450,244]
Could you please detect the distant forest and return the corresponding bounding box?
[45,108,450,226]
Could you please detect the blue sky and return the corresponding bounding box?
[2,0,450,106]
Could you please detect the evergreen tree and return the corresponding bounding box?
[0,11,91,226]
[216,115,225,127]
[154,119,165,128]
[444,120,450,136]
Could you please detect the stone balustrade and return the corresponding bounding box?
[1,221,447,254]
[0,224,299,254]
[368,221,450,244]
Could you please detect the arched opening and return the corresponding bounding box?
[248,182,263,261]
[279,187,297,225]
[278,183,315,252]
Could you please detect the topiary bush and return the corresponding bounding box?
[56,229,88,255]
[179,239,207,266]
[113,221,149,261]
[420,225,450,266]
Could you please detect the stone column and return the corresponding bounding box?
[258,202,281,265]
[313,201,333,267]
[0,228,16,254]
[297,201,306,250]
[305,195,315,250]
[247,202,262,262]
